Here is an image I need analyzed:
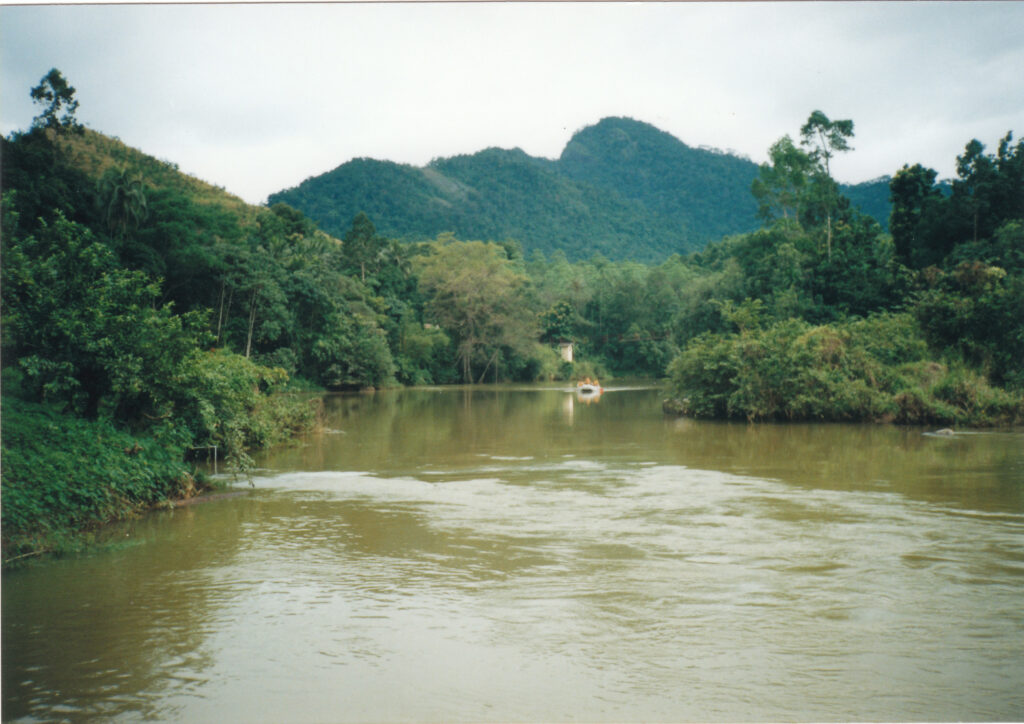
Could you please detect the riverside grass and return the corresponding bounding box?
[1,397,193,562]
[1,392,322,565]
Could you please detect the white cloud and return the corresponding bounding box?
[3,2,1022,204]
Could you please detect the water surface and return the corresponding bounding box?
[4,386,1023,721]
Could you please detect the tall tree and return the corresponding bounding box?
[416,236,536,383]
[954,139,997,245]
[97,167,149,241]
[1,210,206,422]
[993,132,1024,224]
[30,68,82,134]
[800,110,854,257]
[342,212,386,283]
[751,135,814,229]
[889,163,943,266]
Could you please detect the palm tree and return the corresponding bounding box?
[97,167,148,240]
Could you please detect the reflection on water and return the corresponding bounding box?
[4,387,1024,722]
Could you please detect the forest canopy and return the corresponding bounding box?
[268,117,893,262]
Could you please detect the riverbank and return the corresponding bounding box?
[0,394,319,566]
[0,397,198,564]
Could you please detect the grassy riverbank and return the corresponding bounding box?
[1,397,195,562]
[1,392,321,566]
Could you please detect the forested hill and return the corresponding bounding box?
[557,117,762,246]
[268,116,891,261]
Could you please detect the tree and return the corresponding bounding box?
[889,132,1022,269]
[800,111,853,178]
[751,135,814,229]
[889,163,943,266]
[416,236,536,383]
[800,110,854,257]
[539,300,576,342]
[30,68,82,133]
[97,167,149,241]
[342,212,386,283]
[993,132,1024,224]
[954,139,997,244]
[1,211,206,423]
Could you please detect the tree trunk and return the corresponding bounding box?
[245,291,258,359]
[826,213,833,260]
[215,281,226,345]
[477,350,499,384]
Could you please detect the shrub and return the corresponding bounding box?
[172,349,320,471]
[665,310,1022,425]
[1,397,192,559]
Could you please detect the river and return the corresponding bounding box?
[3,385,1024,722]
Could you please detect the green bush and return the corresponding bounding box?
[1,397,193,559]
[665,311,1022,425]
[173,349,321,470]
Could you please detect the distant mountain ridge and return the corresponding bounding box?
[269,117,892,262]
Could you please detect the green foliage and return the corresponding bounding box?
[268,117,891,262]
[665,117,1022,424]
[416,236,537,382]
[1,397,193,559]
[173,349,321,471]
[800,110,854,177]
[891,361,1022,425]
[564,358,611,384]
[30,68,82,133]
[890,163,945,266]
[666,313,1020,425]
[97,166,149,240]
[539,300,577,342]
[751,135,813,226]
[341,211,387,282]
[392,320,454,385]
[890,133,1023,269]
[1,210,207,423]
[750,110,857,260]
[5,68,1021,483]
[309,309,395,389]
[558,117,762,248]
[912,260,1024,387]
[0,131,100,233]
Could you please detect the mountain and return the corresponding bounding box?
[268,117,892,262]
[557,117,763,246]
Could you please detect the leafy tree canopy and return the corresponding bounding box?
[30,68,82,133]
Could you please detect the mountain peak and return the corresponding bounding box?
[268,118,891,261]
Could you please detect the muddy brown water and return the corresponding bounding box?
[4,385,1023,721]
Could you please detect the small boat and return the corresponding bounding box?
[576,380,602,394]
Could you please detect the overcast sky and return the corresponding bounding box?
[2,2,1022,205]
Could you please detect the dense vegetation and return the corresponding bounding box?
[269,117,892,262]
[664,112,1023,423]
[2,71,327,559]
[3,71,1021,561]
